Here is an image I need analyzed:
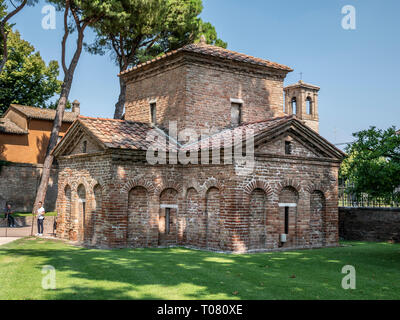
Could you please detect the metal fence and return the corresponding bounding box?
[339,182,400,208]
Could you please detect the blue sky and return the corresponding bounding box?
[7,0,400,145]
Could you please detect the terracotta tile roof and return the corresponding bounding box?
[78,116,176,151]
[10,104,79,122]
[65,115,343,159]
[181,116,294,152]
[119,43,293,77]
[0,118,27,134]
[77,115,294,152]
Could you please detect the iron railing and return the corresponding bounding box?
[339,181,400,208]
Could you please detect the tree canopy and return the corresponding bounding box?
[341,126,400,199]
[0,29,61,115]
[86,0,227,118]
[1,1,38,73]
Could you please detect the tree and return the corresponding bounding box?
[33,0,120,219]
[1,0,37,74]
[87,0,227,119]
[342,126,400,199]
[0,30,61,115]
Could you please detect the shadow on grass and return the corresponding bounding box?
[1,238,399,300]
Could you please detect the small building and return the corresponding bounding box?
[53,42,344,252]
[0,103,80,211]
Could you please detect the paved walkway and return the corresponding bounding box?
[0,217,55,238]
[0,237,21,246]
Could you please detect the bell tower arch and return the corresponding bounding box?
[284,80,320,132]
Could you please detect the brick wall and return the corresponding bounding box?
[123,54,286,132]
[184,62,285,131]
[124,61,186,129]
[339,207,400,242]
[0,162,58,212]
[55,148,340,253]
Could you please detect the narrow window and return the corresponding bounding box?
[165,208,170,234]
[284,207,289,234]
[150,102,156,125]
[82,140,87,153]
[285,141,292,155]
[306,97,312,115]
[231,103,242,127]
[291,97,297,115]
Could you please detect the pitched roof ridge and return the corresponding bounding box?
[11,104,77,113]
[78,116,151,126]
[119,42,293,77]
[78,115,125,122]
[241,115,295,126]
[0,117,28,134]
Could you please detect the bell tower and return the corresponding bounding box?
[283,80,320,133]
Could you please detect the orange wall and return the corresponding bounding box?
[0,119,71,164]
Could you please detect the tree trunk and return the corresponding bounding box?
[113,76,126,119]
[0,27,7,74]
[32,26,85,224]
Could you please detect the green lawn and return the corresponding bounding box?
[0,238,399,300]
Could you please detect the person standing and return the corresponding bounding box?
[36,201,46,236]
[4,203,15,228]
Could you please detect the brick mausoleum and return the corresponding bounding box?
[53,40,344,252]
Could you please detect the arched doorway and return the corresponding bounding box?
[128,186,149,247]
[278,186,299,247]
[206,187,221,250]
[185,188,201,246]
[249,188,267,250]
[64,185,72,239]
[159,188,178,246]
[77,184,86,242]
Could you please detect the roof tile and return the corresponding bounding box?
[120,43,293,77]
[10,104,79,122]
[77,115,294,152]
[0,118,27,135]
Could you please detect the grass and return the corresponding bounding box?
[0,238,399,300]
[12,212,57,217]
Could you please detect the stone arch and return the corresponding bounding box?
[127,186,150,247]
[277,178,302,195]
[121,177,156,195]
[305,183,328,195]
[306,96,313,115]
[291,97,297,115]
[205,187,221,250]
[88,177,107,195]
[243,179,273,198]
[248,188,268,250]
[309,190,326,247]
[155,180,182,197]
[202,177,224,195]
[73,177,91,194]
